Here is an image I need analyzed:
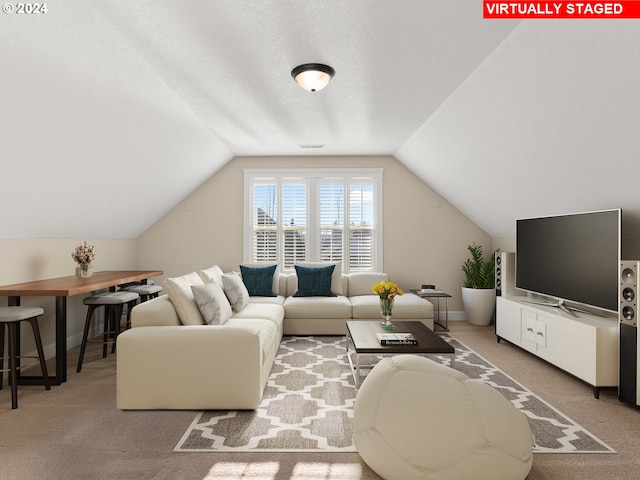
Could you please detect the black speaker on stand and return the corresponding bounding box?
[495,252,503,297]
[620,261,640,407]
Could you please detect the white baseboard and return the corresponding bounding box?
[16,331,87,362]
[437,310,467,321]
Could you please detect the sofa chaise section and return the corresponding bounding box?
[117,271,284,410]
[117,321,278,410]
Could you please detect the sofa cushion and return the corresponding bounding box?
[240,264,277,297]
[232,303,285,325]
[297,261,343,295]
[162,272,205,325]
[191,282,233,325]
[350,293,434,319]
[248,295,286,306]
[222,272,250,312]
[347,272,389,296]
[294,264,336,297]
[284,295,352,319]
[197,265,225,288]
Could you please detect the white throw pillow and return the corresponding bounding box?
[191,282,232,325]
[296,261,343,295]
[222,272,249,312]
[197,265,225,288]
[162,272,205,325]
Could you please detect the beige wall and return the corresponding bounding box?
[6,160,637,359]
[137,156,492,315]
[0,238,137,355]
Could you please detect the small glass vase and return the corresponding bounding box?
[380,297,395,330]
[75,264,93,279]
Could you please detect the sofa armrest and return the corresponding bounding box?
[117,325,265,410]
[131,294,181,327]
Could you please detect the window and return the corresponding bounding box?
[244,168,383,272]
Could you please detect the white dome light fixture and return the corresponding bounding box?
[291,63,335,92]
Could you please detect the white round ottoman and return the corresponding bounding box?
[353,355,533,480]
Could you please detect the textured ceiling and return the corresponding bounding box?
[92,0,518,156]
[2,1,640,241]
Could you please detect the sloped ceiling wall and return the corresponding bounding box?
[397,20,640,239]
[0,1,232,238]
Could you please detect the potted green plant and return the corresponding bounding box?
[461,243,498,326]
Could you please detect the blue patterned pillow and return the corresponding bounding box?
[294,264,336,297]
[240,264,277,297]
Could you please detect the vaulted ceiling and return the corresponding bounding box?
[2,1,640,239]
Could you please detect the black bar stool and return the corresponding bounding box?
[76,291,139,372]
[0,306,51,409]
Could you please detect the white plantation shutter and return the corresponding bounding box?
[349,182,374,271]
[282,182,307,269]
[319,182,344,263]
[244,168,382,272]
[252,183,278,263]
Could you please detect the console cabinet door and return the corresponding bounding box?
[496,297,521,343]
[521,309,550,356]
[535,316,548,348]
[523,310,537,344]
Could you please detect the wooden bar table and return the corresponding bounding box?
[0,270,163,385]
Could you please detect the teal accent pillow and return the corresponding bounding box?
[294,264,336,297]
[240,264,277,297]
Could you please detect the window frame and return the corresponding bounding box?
[244,168,383,273]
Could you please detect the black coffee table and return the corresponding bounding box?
[346,320,456,387]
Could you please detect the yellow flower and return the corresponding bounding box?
[371,280,404,300]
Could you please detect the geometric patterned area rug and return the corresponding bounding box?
[175,336,355,452]
[443,335,615,454]
[174,334,616,454]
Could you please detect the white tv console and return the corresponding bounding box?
[496,295,619,398]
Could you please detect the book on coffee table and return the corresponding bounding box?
[376,333,418,345]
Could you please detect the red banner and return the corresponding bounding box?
[484,1,640,18]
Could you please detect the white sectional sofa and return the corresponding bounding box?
[116,264,434,410]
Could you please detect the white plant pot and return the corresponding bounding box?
[461,287,496,326]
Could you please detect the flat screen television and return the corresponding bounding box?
[516,209,621,315]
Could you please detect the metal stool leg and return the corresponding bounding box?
[0,323,5,388]
[124,300,136,330]
[111,304,124,353]
[7,322,18,409]
[102,308,110,358]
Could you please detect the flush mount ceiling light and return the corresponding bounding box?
[291,63,335,92]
